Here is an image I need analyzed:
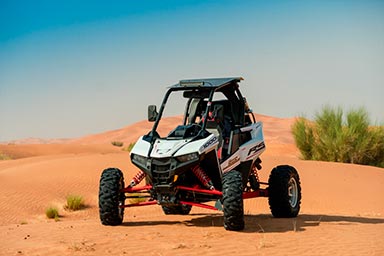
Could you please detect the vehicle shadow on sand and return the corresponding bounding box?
[122,213,384,233]
[190,213,384,233]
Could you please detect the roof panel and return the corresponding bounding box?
[170,77,243,88]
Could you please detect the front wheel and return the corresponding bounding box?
[99,168,125,225]
[222,170,244,231]
[268,165,301,218]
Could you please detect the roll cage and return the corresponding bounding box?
[144,77,257,163]
[146,77,255,141]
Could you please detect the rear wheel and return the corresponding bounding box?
[99,168,125,225]
[268,165,301,217]
[222,170,244,231]
[162,204,192,215]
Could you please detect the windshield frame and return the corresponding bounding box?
[149,87,215,139]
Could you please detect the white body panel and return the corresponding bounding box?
[131,134,219,158]
[131,122,265,175]
[176,134,219,156]
[151,139,191,158]
[130,136,151,156]
[239,122,266,162]
[221,122,265,173]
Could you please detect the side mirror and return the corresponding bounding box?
[148,105,158,122]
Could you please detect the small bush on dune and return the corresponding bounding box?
[65,195,85,211]
[292,106,384,167]
[45,206,59,220]
[111,141,124,147]
[0,152,12,160]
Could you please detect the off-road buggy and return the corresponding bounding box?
[99,77,301,231]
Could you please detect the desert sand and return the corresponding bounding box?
[0,114,383,256]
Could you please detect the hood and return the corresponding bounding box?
[150,138,191,158]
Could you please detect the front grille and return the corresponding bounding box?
[151,158,172,185]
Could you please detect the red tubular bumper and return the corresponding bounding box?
[119,184,268,210]
[121,185,152,193]
[177,185,223,196]
[120,201,157,208]
[243,189,268,199]
[180,201,219,211]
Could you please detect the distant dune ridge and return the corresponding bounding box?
[0,114,383,256]
[3,114,294,145]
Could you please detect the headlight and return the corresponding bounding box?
[132,154,148,165]
[176,152,199,163]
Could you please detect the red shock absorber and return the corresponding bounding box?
[129,170,146,187]
[192,165,215,190]
[252,165,260,183]
[249,160,261,190]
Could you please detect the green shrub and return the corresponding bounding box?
[291,118,315,160]
[292,106,384,167]
[111,141,124,147]
[65,195,85,211]
[45,206,59,220]
[0,152,12,160]
[122,142,136,152]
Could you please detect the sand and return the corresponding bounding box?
[0,115,383,256]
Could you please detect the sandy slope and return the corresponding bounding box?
[0,115,383,256]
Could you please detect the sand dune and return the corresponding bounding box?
[69,114,296,146]
[0,115,383,255]
[70,116,184,145]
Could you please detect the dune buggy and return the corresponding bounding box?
[99,77,301,231]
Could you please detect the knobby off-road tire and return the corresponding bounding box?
[99,168,125,225]
[162,204,192,215]
[222,170,244,231]
[268,165,301,218]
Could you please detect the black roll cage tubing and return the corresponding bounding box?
[148,82,247,142]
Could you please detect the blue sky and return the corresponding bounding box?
[0,0,383,141]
